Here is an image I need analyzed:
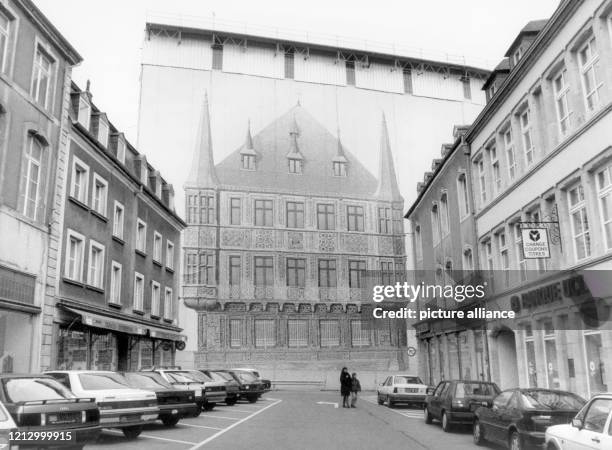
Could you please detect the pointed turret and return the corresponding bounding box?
[240,119,257,156]
[374,112,402,201]
[186,92,219,188]
[333,128,348,163]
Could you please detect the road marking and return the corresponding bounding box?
[180,423,224,431]
[106,429,197,445]
[361,396,423,420]
[222,408,256,413]
[202,415,241,420]
[316,401,339,408]
[188,398,282,449]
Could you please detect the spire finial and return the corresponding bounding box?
[374,112,402,201]
[185,90,219,188]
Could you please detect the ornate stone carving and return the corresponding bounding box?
[224,302,246,312]
[315,304,327,314]
[199,228,216,247]
[346,304,358,314]
[330,303,344,313]
[254,229,274,249]
[343,234,368,254]
[287,231,304,250]
[379,236,394,254]
[298,303,312,313]
[283,303,296,313]
[183,228,199,247]
[222,229,249,247]
[319,232,336,252]
[266,303,279,313]
[249,302,263,312]
[287,287,305,301]
[393,237,405,255]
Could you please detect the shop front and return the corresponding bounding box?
[486,271,612,398]
[0,265,40,373]
[54,303,185,371]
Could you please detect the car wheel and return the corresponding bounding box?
[377,393,384,405]
[247,395,258,403]
[162,416,181,427]
[386,396,394,408]
[424,406,433,424]
[191,407,202,418]
[509,431,523,450]
[122,426,142,440]
[441,411,452,432]
[203,402,216,411]
[473,419,485,446]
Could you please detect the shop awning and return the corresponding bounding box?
[63,306,147,336]
[149,327,187,342]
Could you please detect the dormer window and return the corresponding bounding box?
[77,94,91,130]
[97,116,109,148]
[288,158,302,174]
[241,154,255,170]
[333,161,347,177]
[116,135,126,164]
[513,47,523,66]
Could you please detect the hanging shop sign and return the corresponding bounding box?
[521,227,551,259]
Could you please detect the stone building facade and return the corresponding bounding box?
[181,97,407,383]
[0,0,81,373]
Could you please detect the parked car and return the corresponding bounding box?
[232,368,272,390]
[143,369,205,413]
[377,375,429,407]
[545,393,612,450]
[0,374,101,449]
[147,368,225,411]
[0,400,16,450]
[424,380,501,432]
[219,370,265,403]
[45,370,158,440]
[473,388,585,449]
[200,370,239,406]
[121,372,199,426]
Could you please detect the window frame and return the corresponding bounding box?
[477,157,487,204]
[166,240,175,269]
[109,261,122,305]
[596,163,612,250]
[578,35,603,113]
[568,183,591,261]
[87,239,105,289]
[136,218,147,254]
[112,201,124,240]
[64,229,85,282]
[503,127,516,181]
[151,280,161,318]
[91,173,108,217]
[552,69,572,136]
[286,201,305,229]
[230,197,241,225]
[520,108,535,167]
[133,272,145,312]
[346,205,365,232]
[30,42,55,110]
[288,158,302,174]
[21,133,45,220]
[241,154,256,170]
[254,199,273,227]
[378,206,392,234]
[70,155,89,205]
[316,203,335,230]
[164,287,173,321]
[0,7,13,74]
[318,259,337,288]
[254,256,274,287]
[153,231,163,263]
[457,173,470,219]
[286,258,306,288]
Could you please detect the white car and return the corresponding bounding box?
[45,370,158,440]
[0,400,16,450]
[377,375,429,407]
[546,393,612,449]
[150,369,226,411]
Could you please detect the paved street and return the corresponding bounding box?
[87,391,486,450]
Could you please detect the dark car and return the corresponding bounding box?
[424,380,501,432]
[121,372,199,426]
[200,370,239,406]
[217,370,264,403]
[0,374,101,449]
[473,388,586,450]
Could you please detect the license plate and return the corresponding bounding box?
[48,414,79,424]
[403,388,418,393]
[120,415,141,423]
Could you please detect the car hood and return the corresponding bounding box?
[204,381,226,388]
[546,423,573,437]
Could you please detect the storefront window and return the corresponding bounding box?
[584,332,607,395]
[447,334,460,379]
[56,327,88,370]
[428,339,437,385]
[458,331,471,379]
[543,320,560,389]
[139,339,153,369]
[525,335,538,388]
[91,331,117,371]
[0,311,35,373]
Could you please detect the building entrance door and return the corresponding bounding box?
[117,334,129,371]
[494,328,519,390]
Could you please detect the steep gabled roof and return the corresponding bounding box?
[215,104,379,197]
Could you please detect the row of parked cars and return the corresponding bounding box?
[0,366,270,449]
[377,376,612,449]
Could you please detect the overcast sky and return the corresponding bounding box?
[35,0,559,153]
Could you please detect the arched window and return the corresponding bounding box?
[20,130,48,221]
[462,247,473,271]
[440,193,450,236]
[414,224,423,261]
[431,204,440,245]
[457,173,470,218]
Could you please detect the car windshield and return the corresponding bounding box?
[78,373,129,390]
[394,376,423,384]
[521,391,585,410]
[213,372,233,381]
[184,371,212,382]
[235,372,257,383]
[166,372,201,384]
[207,372,228,382]
[4,378,76,402]
[455,383,499,397]
[124,373,171,389]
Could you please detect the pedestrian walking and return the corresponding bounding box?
[340,367,352,408]
[350,372,361,408]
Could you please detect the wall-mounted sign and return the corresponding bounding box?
[521,227,550,259]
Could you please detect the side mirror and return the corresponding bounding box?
[572,418,583,429]
[426,387,435,395]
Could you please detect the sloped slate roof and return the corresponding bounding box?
[215,104,378,197]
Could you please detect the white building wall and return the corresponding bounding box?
[142,33,213,71]
[412,70,464,101]
[355,62,404,93]
[223,44,284,79]
[293,53,346,86]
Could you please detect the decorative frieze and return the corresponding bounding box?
[254,229,274,248]
[222,229,250,247]
[319,232,336,252]
[342,233,369,253]
[287,231,304,250]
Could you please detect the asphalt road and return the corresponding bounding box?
[86,391,490,450]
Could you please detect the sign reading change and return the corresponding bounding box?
[521,227,550,259]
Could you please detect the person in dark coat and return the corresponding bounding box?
[350,372,361,408]
[340,367,352,408]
